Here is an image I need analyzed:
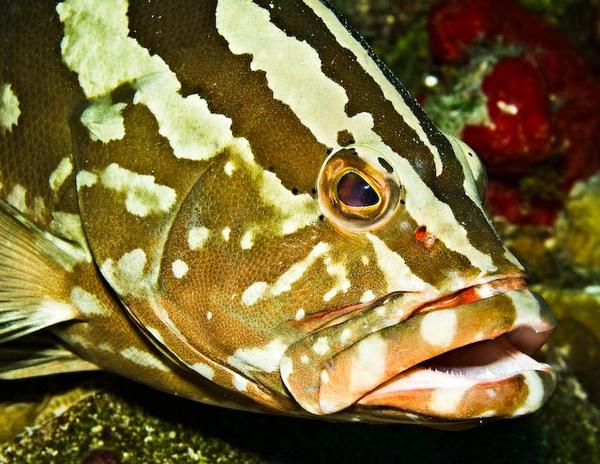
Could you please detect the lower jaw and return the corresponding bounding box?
[356,335,556,420]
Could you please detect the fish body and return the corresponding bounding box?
[0,0,555,426]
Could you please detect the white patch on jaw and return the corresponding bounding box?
[171,259,189,279]
[312,337,330,356]
[513,371,545,416]
[224,161,235,176]
[76,170,98,190]
[71,287,107,316]
[221,227,231,241]
[120,346,169,371]
[420,310,457,347]
[350,335,386,394]
[232,373,248,392]
[508,290,543,330]
[99,163,176,217]
[188,226,210,250]
[340,328,352,344]
[57,0,232,161]
[6,184,27,213]
[0,83,20,131]
[228,338,288,375]
[360,290,375,303]
[80,97,127,143]
[191,362,215,381]
[49,157,73,193]
[366,234,432,293]
[240,242,330,306]
[240,230,254,250]
[294,308,305,321]
[361,255,369,266]
[428,386,470,415]
[320,370,330,385]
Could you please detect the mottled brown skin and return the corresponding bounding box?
[0,0,554,425]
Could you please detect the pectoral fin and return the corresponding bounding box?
[0,200,85,343]
[0,333,100,379]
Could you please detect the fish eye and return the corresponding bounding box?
[337,172,380,207]
[317,147,402,231]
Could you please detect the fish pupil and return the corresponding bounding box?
[337,172,379,207]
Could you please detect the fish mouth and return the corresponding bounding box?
[281,277,556,422]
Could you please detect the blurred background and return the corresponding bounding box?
[1,1,599,462]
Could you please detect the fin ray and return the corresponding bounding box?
[0,334,100,379]
[0,200,83,343]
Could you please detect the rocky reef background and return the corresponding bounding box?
[1,0,600,462]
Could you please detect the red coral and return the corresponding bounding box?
[429,0,600,224]
[461,57,554,170]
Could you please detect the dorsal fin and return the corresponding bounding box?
[0,200,85,343]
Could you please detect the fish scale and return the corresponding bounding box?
[0,0,556,426]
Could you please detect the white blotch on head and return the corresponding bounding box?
[80,97,127,142]
[350,335,386,394]
[232,373,248,392]
[71,287,107,316]
[187,226,210,250]
[206,311,213,321]
[240,230,254,250]
[323,257,350,302]
[360,290,375,303]
[76,170,98,190]
[312,337,330,356]
[241,281,268,306]
[6,184,27,213]
[50,211,87,250]
[191,362,215,380]
[240,242,330,306]
[100,163,176,217]
[224,161,235,176]
[340,328,352,344]
[120,346,169,371]
[228,338,288,375]
[221,227,231,241]
[366,234,431,293]
[49,157,74,193]
[361,255,370,266]
[420,310,457,347]
[294,308,305,321]
[280,355,294,384]
[0,83,20,131]
[172,259,189,279]
[300,355,310,364]
[57,0,232,160]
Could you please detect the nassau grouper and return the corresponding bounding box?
[0,0,556,427]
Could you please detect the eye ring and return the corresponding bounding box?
[317,147,403,231]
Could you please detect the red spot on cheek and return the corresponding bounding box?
[415,226,436,249]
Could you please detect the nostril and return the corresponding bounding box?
[415,226,436,249]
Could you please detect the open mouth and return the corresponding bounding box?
[282,278,556,421]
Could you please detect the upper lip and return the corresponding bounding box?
[281,276,556,419]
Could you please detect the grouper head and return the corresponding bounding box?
[56,0,556,425]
